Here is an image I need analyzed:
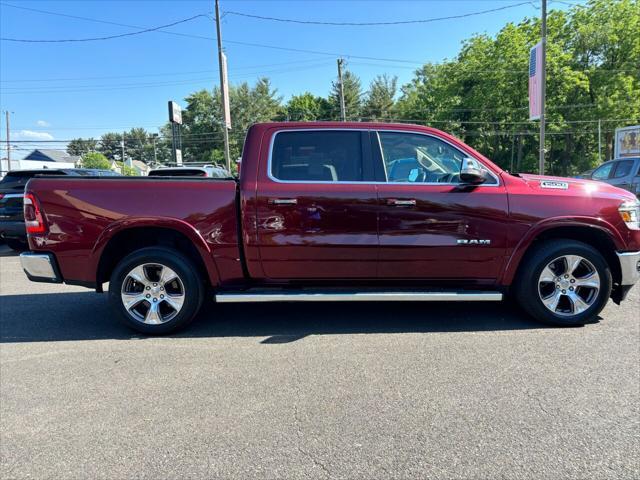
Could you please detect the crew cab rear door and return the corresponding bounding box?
[255,128,378,280]
[373,130,509,282]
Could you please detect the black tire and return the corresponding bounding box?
[108,247,204,335]
[6,239,27,252]
[514,239,612,326]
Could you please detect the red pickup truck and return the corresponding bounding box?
[20,122,640,334]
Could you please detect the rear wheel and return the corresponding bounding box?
[515,240,612,326]
[108,247,204,334]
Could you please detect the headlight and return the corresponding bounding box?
[619,200,640,230]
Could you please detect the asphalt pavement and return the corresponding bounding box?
[1,250,639,479]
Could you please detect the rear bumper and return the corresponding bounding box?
[617,251,640,286]
[20,252,62,283]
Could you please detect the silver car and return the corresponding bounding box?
[590,157,640,198]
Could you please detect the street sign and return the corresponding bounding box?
[221,53,231,130]
[528,41,542,121]
[168,101,182,125]
[176,149,183,166]
[615,125,640,158]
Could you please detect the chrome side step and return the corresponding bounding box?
[215,291,503,303]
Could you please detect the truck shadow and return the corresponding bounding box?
[0,291,558,344]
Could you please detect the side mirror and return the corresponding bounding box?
[460,157,486,185]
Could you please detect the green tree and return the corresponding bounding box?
[67,138,98,156]
[97,132,124,162]
[176,78,283,164]
[329,69,362,120]
[81,152,111,170]
[286,92,331,121]
[363,74,398,120]
[124,127,154,164]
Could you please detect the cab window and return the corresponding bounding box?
[271,131,363,182]
[377,131,492,184]
[612,160,634,179]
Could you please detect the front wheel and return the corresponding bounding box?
[108,247,204,334]
[515,240,612,326]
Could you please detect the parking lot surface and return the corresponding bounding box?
[1,250,639,479]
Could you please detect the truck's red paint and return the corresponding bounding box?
[25,122,640,292]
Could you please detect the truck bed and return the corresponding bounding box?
[26,176,243,287]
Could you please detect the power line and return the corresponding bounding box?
[0,59,333,83]
[0,1,217,42]
[0,13,210,43]
[2,1,635,75]
[0,62,334,94]
[224,2,533,26]
[1,61,332,91]
[0,2,426,63]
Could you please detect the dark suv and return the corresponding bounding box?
[0,169,120,250]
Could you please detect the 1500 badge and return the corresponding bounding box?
[457,239,491,245]
[540,180,569,189]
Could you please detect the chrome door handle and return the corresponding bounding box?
[387,199,416,206]
[270,198,298,205]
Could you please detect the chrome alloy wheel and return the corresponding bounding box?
[120,263,186,324]
[537,255,600,317]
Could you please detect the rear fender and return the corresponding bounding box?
[91,217,222,286]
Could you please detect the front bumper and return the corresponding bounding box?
[617,251,640,286]
[20,252,62,283]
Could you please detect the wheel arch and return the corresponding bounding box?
[93,219,221,291]
[503,220,623,288]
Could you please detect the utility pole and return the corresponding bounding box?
[121,133,126,167]
[598,119,602,162]
[151,133,158,165]
[539,0,547,175]
[337,58,346,121]
[5,111,11,172]
[215,0,232,172]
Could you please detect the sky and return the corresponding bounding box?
[0,0,574,159]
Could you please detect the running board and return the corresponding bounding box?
[215,291,503,303]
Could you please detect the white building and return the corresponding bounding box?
[0,149,78,178]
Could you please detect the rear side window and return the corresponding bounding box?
[0,170,62,190]
[271,131,363,182]
[0,173,36,190]
[612,160,634,179]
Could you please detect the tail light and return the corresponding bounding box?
[24,193,47,234]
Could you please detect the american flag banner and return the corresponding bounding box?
[529,41,543,120]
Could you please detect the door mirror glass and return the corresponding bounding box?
[460,158,486,185]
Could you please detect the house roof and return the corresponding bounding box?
[23,149,80,163]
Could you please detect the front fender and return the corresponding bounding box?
[500,216,624,285]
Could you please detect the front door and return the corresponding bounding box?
[374,130,509,282]
[256,129,378,280]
